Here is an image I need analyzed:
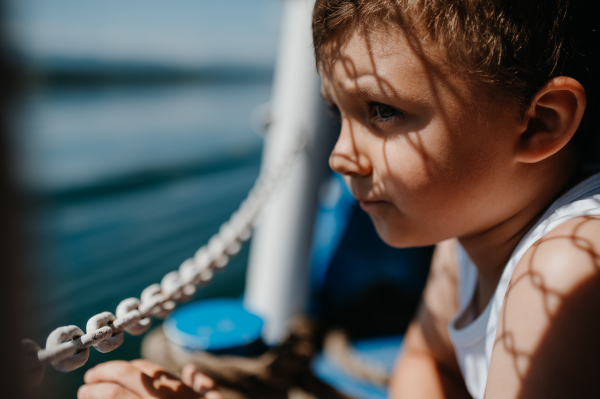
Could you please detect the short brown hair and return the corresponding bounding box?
[313,0,599,161]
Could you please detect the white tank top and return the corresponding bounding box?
[447,172,600,399]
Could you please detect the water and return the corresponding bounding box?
[14,77,272,398]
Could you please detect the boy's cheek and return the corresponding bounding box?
[382,137,453,185]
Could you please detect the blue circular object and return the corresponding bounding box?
[163,299,265,355]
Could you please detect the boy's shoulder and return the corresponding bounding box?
[511,215,600,298]
[485,215,600,398]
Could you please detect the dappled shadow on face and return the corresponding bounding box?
[361,29,437,180]
[493,215,600,398]
[325,18,484,196]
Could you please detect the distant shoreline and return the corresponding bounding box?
[12,57,275,87]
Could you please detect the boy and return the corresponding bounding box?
[314,0,599,397]
[78,0,600,398]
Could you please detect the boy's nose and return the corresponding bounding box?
[329,121,372,177]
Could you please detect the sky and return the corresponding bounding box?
[5,0,283,68]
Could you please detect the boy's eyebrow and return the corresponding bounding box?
[320,83,376,104]
[348,78,400,99]
[335,79,385,99]
[351,80,429,107]
[352,84,377,99]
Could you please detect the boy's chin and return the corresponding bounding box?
[382,236,434,249]
[372,220,438,248]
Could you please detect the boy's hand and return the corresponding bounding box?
[77,359,222,399]
[180,364,219,396]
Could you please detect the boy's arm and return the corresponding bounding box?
[484,216,600,399]
[389,239,471,399]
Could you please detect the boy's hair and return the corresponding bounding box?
[313,0,599,163]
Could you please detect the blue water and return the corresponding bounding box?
[14,81,268,194]
[15,78,272,397]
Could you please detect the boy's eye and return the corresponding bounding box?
[375,103,399,119]
[367,102,404,130]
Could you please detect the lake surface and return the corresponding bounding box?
[14,77,271,397]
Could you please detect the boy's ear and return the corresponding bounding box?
[515,76,587,163]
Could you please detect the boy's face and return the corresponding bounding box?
[321,28,528,247]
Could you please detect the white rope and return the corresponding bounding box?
[23,133,306,383]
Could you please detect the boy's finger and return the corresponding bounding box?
[83,360,150,396]
[77,382,140,399]
[130,359,196,394]
[130,358,171,377]
[193,373,218,394]
[181,363,217,394]
[205,391,224,399]
[181,363,197,387]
